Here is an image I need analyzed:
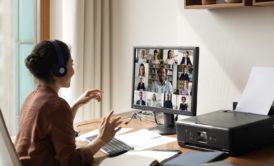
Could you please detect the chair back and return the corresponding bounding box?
[0,109,21,166]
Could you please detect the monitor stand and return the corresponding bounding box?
[149,113,176,135]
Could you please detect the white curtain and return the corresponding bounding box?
[57,0,113,123]
[0,0,16,135]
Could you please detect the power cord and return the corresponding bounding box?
[124,111,143,125]
[124,111,164,125]
[153,112,162,125]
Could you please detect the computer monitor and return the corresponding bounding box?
[131,46,199,135]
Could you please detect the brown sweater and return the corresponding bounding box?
[15,85,92,166]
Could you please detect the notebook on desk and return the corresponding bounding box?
[162,150,227,166]
[99,150,180,166]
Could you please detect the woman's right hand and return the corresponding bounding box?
[85,110,122,156]
[97,110,122,143]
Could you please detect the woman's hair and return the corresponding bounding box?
[167,50,172,59]
[138,63,145,76]
[25,40,71,83]
[153,50,158,60]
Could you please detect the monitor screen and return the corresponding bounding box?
[131,47,199,134]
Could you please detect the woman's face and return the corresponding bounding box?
[153,54,157,60]
[140,50,145,59]
[59,57,74,88]
[154,50,158,59]
[139,65,145,76]
[168,50,173,59]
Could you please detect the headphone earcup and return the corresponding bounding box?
[54,65,67,77]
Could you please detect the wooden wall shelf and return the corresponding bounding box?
[185,0,274,9]
[253,0,274,6]
[185,3,249,9]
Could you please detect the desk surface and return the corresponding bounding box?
[76,111,274,166]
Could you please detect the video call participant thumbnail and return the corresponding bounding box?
[151,66,172,93]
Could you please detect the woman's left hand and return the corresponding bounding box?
[71,89,103,118]
[75,89,103,105]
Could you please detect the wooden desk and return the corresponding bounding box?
[76,112,274,166]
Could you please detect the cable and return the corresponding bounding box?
[153,112,162,125]
[124,111,143,125]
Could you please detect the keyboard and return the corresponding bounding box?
[86,135,134,157]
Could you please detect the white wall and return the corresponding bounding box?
[51,0,274,116]
[111,0,274,115]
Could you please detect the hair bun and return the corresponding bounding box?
[25,52,43,70]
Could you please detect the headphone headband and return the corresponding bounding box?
[50,40,67,77]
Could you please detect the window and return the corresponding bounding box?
[0,0,36,135]
[0,0,17,135]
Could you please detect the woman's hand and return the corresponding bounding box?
[75,89,103,105]
[71,89,103,118]
[97,110,122,143]
[86,110,122,155]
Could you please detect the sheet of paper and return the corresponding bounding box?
[125,150,179,163]
[163,151,226,166]
[115,129,177,150]
[99,150,179,166]
[236,67,274,115]
[76,128,133,142]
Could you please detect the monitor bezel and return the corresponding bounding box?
[131,46,199,116]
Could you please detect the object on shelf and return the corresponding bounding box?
[202,0,216,4]
[224,0,242,3]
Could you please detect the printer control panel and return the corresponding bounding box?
[177,124,230,152]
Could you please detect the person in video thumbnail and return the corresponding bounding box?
[180,50,192,66]
[150,93,160,107]
[179,96,188,111]
[138,49,147,63]
[179,66,190,81]
[165,50,177,65]
[138,63,146,77]
[151,66,172,93]
[151,49,160,64]
[137,77,146,91]
[180,82,189,96]
[164,94,173,109]
[136,90,146,105]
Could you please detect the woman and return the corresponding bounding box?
[15,40,122,166]
[151,49,160,64]
[165,50,177,65]
[150,93,159,107]
[138,63,146,77]
[180,50,192,66]
[179,96,188,111]
[138,49,147,63]
[179,67,190,81]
